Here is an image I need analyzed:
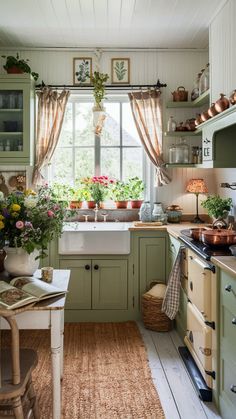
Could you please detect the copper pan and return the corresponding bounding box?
[201,229,236,246]
[189,228,207,241]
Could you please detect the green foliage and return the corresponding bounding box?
[114,61,127,81]
[91,71,109,109]
[51,182,74,203]
[110,181,130,201]
[126,177,144,200]
[201,195,233,219]
[1,53,39,81]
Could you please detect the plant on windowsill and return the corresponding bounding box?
[81,176,115,209]
[91,71,109,136]
[126,177,145,208]
[69,187,91,209]
[110,180,130,209]
[1,53,39,81]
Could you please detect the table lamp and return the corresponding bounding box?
[186,178,208,223]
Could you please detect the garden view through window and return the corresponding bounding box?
[50,95,144,186]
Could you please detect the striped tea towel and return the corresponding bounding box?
[162,247,183,320]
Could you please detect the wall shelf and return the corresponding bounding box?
[166,89,210,108]
[164,131,201,137]
[165,163,202,168]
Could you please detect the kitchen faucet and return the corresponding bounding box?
[93,203,99,222]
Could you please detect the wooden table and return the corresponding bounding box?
[0,269,70,419]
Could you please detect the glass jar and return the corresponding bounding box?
[139,201,152,222]
[152,202,164,222]
[167,116,176,132]
[203,63,210,92]
[168,143,177,163]
[191,72,202,101]
[175,139,189,163]
[191,146,199,164]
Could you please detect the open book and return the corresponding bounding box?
[0,277,67,310]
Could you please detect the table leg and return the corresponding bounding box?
[51,310,63,419]
[60,309,64,379]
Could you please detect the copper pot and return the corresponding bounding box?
[200,110,210,122]
[201,229,236,246]
[208,103,218,118]
[229,90,236,105]
[215,93,230,113]
[189,228,207,241]
[195,114,202,126]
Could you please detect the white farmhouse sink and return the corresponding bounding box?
[58,222,132,255]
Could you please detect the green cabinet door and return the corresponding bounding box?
[219,270,236,419]
[92,259,128,310]
[139,237,166,295]
[59,259,91,309]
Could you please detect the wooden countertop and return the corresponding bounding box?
[211,256,236,278]
[129,222,207,239]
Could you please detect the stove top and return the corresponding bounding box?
[179,230,232,261]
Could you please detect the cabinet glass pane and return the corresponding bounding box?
[0,89,23,152]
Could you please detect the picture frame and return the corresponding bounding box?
[111,58,130,84]
[73,57,92,85]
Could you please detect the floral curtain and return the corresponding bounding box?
[32,87,70,186]
[128,90,171,186]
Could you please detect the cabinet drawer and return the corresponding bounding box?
[220,356,236,414]
[221,271,236,316]
[221,304,236,358]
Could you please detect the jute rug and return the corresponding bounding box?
[3,322,165,419]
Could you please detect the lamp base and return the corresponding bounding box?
[192,215,205,224]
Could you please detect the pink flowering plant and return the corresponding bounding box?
[0,186,67,259]
[81,176,115,206]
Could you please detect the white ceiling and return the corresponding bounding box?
[0,0,226,49]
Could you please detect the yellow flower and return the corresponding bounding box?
[0,220,5,230]
[11,203,21,212]
[25,189,36,196]
[0,214,4,220]
[11,212,19,218]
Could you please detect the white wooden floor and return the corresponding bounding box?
[138,323,222,419]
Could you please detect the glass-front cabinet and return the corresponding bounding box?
[0,74,35,165]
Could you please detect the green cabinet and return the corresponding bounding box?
[167,234,181,274]
[219,270,236,419]
[0,74,35,165]
[59,259,91,309]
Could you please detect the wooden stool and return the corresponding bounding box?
[142,283,172,332]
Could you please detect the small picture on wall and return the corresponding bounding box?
[111,58,130,84]
[73,57,92,85]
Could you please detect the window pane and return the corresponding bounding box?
[101,148,120,179]
[75,148,94,179]
[52,148,73,183]
[75,103,94,146]
[122,103,141,146]
[122,148,143,180]
[58,103,73,146]
[100,102,120,146]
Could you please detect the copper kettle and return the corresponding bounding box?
[208,103,218,118]
[229,90,236,105]
[215,93,230,113]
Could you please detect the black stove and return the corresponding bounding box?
[179,229,232,261]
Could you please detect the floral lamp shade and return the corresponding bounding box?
[186,178,208,194]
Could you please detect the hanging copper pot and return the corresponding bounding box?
[208,103,219,118]
[215,93,230,113]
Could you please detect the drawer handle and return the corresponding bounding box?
[190,281,193,291]
[85,264,90,270]
[225,284,232,292]
[94,264,99,270]
[232,318,236,325]
[230,385,236,394]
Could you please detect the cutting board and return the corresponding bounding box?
[134,221,164,227]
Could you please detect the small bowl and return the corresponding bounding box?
[229,245,236,256]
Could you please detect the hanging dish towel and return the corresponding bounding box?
[162,247,184,320]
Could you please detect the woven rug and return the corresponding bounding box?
[3,322,165,419]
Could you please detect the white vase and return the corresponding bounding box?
[3,247,40,276]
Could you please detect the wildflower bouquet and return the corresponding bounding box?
[0,185,67,259]
[81,176,114,206]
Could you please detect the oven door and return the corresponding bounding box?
[188,250,212,321]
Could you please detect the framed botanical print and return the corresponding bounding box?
[73,57,92,85]
[111,58,130,84]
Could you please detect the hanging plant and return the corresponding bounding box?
[91,71,109,111]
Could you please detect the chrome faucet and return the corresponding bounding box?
[93,203,99,222]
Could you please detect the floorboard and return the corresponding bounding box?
[138,323,222,419]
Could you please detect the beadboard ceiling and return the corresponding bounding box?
[0,0,226,49]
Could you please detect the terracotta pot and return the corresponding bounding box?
[208,103,218,118]
[130,200,143,209]
[200,110,210,122]
[70,201,82,209]
[215,93,230,113]
[6,66,24,74]
[87,201,96,209]
[115,201,128,209]
[229,90,236,105]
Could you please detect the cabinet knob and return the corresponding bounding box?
[230,385,236,394]
[85,264,90,270]
[232,318,236,325]
[190,281,193,291]
[225,284,232,292]
[94,264,99,270]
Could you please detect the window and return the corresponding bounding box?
[50,95,145,185]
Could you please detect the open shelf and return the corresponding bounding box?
[165,163,202,168]
[166,89,210,108]
[164,131,201,137]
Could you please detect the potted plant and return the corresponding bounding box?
[201,195,233,226]
[69,187,90,209]
[1,53,39,81]
[127,177,145,208]
[91,71,109,136]
[81,176,114,208]
[110,181,130,209]
[51,182,74,205]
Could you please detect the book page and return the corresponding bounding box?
[0,281,36,309]
[10,277,66,300]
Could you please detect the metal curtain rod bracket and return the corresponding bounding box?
[35,78,167,91]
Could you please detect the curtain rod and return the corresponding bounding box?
[35,79,167,90]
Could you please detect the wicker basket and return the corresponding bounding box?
[142,283,172,332]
